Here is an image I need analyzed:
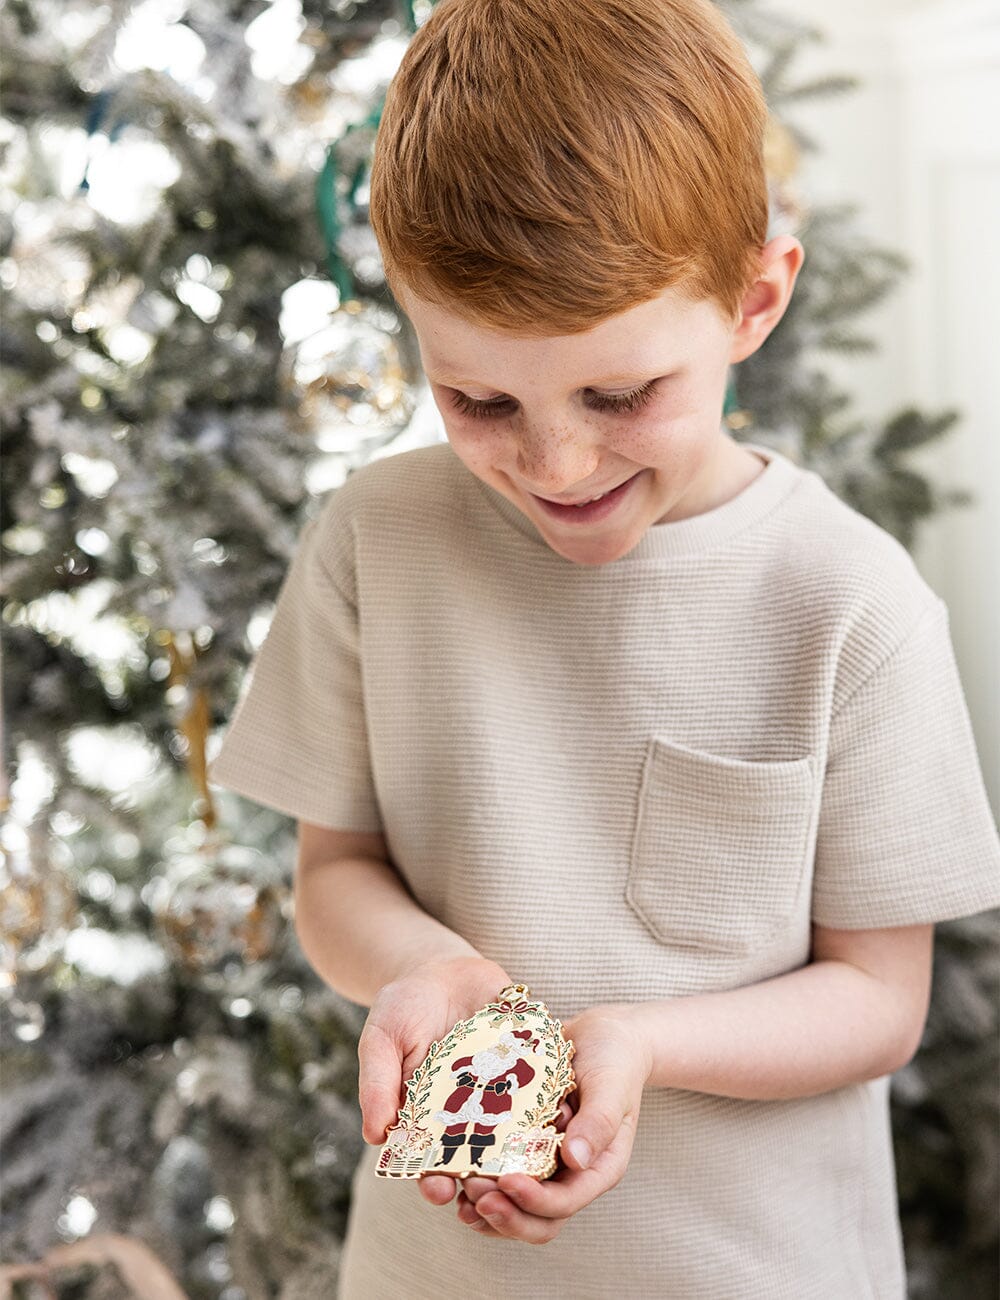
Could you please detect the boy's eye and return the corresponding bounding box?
[449,381,658,420]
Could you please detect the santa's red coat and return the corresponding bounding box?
[441,1053,536,1118]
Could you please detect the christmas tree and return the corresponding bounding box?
[1,0,995,1294]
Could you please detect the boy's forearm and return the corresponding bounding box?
[622,959,920,1100]
[293,855,481,1007]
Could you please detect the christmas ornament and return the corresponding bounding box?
[152,834,288,974]
[0,838,77,981]
[160,628,216,829]
[8,201,93,315]
[763,113,801,186]
[280,299,410,458]
[376,985,576,1182]
[764,113,806,237]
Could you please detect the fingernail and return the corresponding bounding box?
[568,1138,591,1168]
[484,1212,503,1226]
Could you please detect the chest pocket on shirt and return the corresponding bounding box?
[626,737,819,953]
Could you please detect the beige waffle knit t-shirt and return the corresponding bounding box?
[208,438,1000,1299]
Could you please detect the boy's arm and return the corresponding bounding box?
[452,924,934,1244]
[626,921,934,1099]
[294,823,513,1147]
[293,824,482,1007]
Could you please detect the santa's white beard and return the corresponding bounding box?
[469,1048,513,1080]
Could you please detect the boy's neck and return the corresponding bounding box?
[655,437,767,527]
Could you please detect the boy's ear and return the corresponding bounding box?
[728,235,805,365]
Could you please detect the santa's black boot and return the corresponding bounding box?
[438,1133,466,1166]
[468,1133,496,1168]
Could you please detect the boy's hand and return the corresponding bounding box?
[358,953,513,1146]
[420,1003,652,1242]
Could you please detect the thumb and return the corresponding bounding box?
[357,1020,404,1145]
[561,1076,626,1172]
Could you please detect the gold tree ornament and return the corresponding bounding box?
[376,985,576,1182]
[152,834,288,974]
[161,629,216,830]
[763,114,806,236]
[0,837,77,982]
[763,114,801,184]
[279,301,410,452]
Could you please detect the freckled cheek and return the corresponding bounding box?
[621,409,707,467]
[440,420,502,480]
[444,420,488,458]
[616,414,682,467]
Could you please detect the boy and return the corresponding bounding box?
[207,0,1000,1293]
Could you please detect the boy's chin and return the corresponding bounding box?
[535,525,647,567]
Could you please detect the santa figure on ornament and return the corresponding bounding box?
[433,1028,541,1168]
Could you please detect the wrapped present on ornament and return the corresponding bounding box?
[376,984,576,1181]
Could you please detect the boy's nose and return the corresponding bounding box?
[513,430,601,499]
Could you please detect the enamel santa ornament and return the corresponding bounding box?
[376,985,576,1181]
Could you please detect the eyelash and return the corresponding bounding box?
[450,381,658,420]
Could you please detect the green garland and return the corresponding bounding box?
[315,0,420,302]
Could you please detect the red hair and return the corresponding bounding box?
[369,0,769,335]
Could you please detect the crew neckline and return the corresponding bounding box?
[470,437,802,561]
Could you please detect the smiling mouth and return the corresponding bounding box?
[535,474,640,506]
[530,472,643,521]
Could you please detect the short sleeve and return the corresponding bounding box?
[812,596,1000,928]
[206,502,381,832]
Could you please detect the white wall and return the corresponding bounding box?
[770,0,1000,816]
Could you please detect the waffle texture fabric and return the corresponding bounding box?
[208,438,1000,1299]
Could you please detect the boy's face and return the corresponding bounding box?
[399,236,803,567]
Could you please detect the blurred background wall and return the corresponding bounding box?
[780,0,999,811]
